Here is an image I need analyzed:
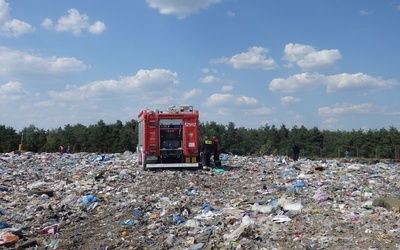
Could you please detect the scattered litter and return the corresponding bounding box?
[0,151,399,249]
[271,213,292,223]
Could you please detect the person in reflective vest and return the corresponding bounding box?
[201,134,214,170]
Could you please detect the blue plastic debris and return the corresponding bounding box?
[203,204,213,211]
[81,194,97,204]
[173,214,185,225]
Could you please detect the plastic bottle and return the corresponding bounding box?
[223,215,251,242]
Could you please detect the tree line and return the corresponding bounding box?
[0,120,136,154]
[1,121,399,160]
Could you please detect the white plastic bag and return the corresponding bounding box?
[283,200,303,213]
[251,203,274,214]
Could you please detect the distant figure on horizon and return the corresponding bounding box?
[60,145,64,157]
[292,144,300,162]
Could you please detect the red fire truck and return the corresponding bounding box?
[136,105,200,170]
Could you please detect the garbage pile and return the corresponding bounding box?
[0,151,400,249]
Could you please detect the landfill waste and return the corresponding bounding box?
[0,151,399,249]
[372,198,400,210]
[0,232,19,245]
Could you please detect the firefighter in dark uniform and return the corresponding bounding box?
[201,134,214,170]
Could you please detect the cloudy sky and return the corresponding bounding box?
[0,0,399,131]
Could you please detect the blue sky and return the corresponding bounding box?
[0,0,399,132]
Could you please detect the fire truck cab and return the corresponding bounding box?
[136,105,200,170]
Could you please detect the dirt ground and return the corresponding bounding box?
[1,152,400,249]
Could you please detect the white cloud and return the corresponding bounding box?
[212,46,276,70]
[321,117,338,130]
[88,21,106,35]
[0,0,9,23]
[205,93,258,107]
[42,8,106,35]
[283,43,342,70]
[0,81,28,101]
[10,68,180,129]
[269,72,324,93]
[49,69,179,101]
[318,103,386,116]
[199,75,220,83]
[41,18,53,29]
[201,68,218,76]
[182,88,202,100]
[146,0,221,19]
[206,93,235,106]
[269,72,398,93]
[283,43,315,63]
[0,0,35,37]
[123,69,179,87]
[299,50,341,70]
[237,96,258,105]
[322,117,337,125]
[221,85,232,92]
[0,46,89,80]
[280,96,301,106]
[325,73,398,93]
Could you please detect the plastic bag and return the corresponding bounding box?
[313,192,329,202]
[251,203,274,214]
[283,201,303,213]
[81,194,97,204]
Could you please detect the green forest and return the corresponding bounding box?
[1,120,400,160]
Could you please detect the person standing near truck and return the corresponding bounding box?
[212,134,221,167]
[201,134,214,170]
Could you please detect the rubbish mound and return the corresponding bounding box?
[0,152,399,249]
